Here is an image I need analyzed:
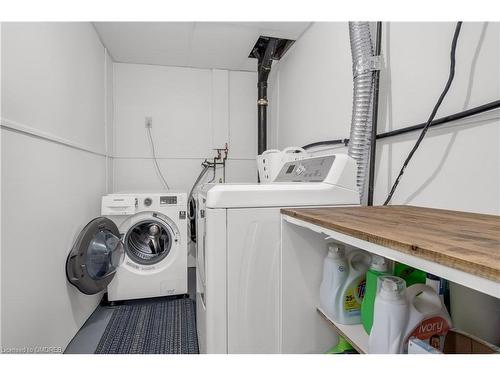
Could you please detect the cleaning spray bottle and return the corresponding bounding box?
[335,250,371,325]
[361,255,391,334]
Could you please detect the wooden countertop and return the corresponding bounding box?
[281,205,500,282]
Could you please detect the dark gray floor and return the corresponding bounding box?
[188,266,196,300]
[64,305,115,354]
[64,267,197,354]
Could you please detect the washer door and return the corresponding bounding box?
[66,217,125,295]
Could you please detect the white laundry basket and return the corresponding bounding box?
[257,147,309,183]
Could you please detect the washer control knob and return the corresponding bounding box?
[144,197,153,207]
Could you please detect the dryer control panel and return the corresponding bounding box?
[274,155,336,183]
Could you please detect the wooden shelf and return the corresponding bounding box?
[282,205,500,298]
[316,307,369,354]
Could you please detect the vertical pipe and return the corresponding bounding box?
[256,38,277,157]
[367,22,383,206]
[257,82,268,155]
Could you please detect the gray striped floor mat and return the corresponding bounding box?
[95,297,199,354]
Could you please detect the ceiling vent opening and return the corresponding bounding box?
[248,36,295,60]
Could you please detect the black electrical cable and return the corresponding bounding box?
[367,21,383,206]
[383,21,462,206]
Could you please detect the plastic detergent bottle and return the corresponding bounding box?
[402,283,452,353]
[361,255,391,334]
[335,250,371,325]
[369,277,452,354]
[369,276,409,354]
[394,262,426,287]
[319,243,348,319]
[326,336,357,354]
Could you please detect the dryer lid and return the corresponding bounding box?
[66,217,125,295]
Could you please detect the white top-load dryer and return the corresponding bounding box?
[195,154,360,353]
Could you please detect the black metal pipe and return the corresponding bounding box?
[302,138,349,149]
[257,39,278,156]
[376,99,500,139]
[367,22,383,206]
[257,81,268,155]
[302,99,500,149]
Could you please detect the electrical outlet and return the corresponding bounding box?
[145,116,153,128]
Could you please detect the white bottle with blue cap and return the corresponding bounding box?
[319,243,348,319]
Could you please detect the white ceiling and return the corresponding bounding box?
[93,22,311,71]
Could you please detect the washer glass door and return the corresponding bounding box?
[66,217,125,295]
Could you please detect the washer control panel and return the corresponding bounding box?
[160,196,178,205]
[274,155,336,182]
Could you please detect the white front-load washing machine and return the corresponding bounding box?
[66,192,188,301]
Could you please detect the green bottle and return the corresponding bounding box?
[394,262,426,287]
[361,255,390,334]
[326,336,358,354]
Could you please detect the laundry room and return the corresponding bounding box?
[1,0,500,372]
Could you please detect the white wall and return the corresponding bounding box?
[375,22,500,214]
[270,22,352,150]
[112,63,257,193]
[271,21,500,214]
[1,23,113,351]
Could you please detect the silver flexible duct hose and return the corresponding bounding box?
[347,22,375,203]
